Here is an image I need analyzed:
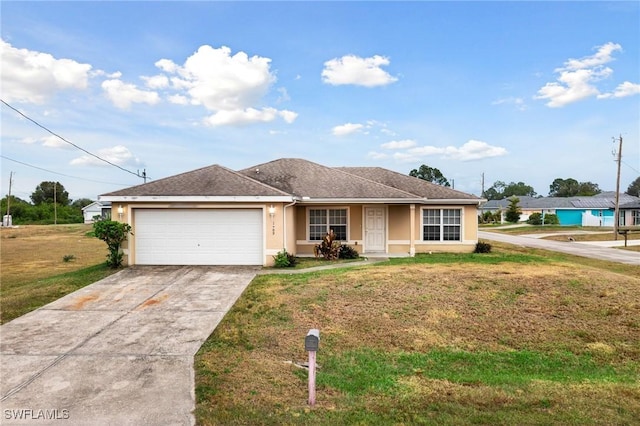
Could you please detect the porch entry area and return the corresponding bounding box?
[364,207,386,252]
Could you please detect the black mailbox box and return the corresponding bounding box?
[305,329,320,351]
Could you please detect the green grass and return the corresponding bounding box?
[319,348,637,394]
[0,263,117,323]
[385,251,548,265]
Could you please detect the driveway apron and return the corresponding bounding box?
[1,266,257,425]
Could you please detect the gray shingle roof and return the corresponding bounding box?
[337,166,481,201]
[101,164,289,197]
[239,158,420,199]
[620,199,640,209]
[101,158,483,202]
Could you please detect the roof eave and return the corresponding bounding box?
[296,197,483,205]
[98,195,295,203]
[424,199,485,205]
[298,197,424,204]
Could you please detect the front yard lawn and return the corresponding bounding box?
[195,248,640,425]
[0,225,115,324]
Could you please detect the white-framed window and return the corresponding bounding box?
[422,208,461,241]
[632,210,640,226]
[308,208,348,240]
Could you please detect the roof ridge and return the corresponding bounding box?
[333,167,423,199]
[240,158,423,199]
[338,166,481,199]
[216,164,292,196]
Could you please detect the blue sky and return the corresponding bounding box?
[2,1,639,201]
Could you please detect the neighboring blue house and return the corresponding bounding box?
[480,192,640,227]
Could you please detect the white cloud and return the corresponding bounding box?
[101,79,161,109]
[70,145,142,167]
[0,38,92,104]
[446,140,508,161]
[155,58,179,73]
[93,70,121,79]
[204,107,297,127]
[492,97,527,111]
[381,139,417,149]
[598,81,640,99]
[279,110,298,124]
[142,74,169,89]
[332,123,364,136]
[19,137,39,145]
[42,135,71,149]
[534,42,636,107]
[167,94,189,105]
[535,68,609,108]
[159,45,275,111]
[562,42,621,71]
[403,140,507,162]
[276,87,290,103]
[322,54,398,87]
[392,152,416,163]
[149,45,295,126]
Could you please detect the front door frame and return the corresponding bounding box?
[364,206,386,253]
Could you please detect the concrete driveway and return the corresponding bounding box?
[479,231,640,266]
[1,266,257,425]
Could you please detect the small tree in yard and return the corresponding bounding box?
[505,197,522,223]
[93,220,132,268]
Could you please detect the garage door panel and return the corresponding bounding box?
[134,209,263,265]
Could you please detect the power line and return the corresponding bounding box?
[621,160,640,175]
[1,99,149,180]
[1,155,134,187]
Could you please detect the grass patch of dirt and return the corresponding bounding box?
[1,224,115,323]
[195,250,640,424]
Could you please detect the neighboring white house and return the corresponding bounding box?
[82,201,112,223]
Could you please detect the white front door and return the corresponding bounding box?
[365,207,385,252]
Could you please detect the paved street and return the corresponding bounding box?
[479,231,640,266]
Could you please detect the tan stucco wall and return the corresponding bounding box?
[388,205,410,240]
[294,203,480,256]
[113,201,481,264]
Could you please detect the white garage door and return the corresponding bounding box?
[134,209,263,265]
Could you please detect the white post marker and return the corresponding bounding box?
[305,329,320,406]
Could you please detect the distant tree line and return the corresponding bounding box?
[409,164,640,201]
[1,181,92,225]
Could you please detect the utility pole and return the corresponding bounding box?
[481,172,485,198]
[613,135,623,240]
[138,169,147,183]
[5,171,13,226]
[54,181,58,225]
